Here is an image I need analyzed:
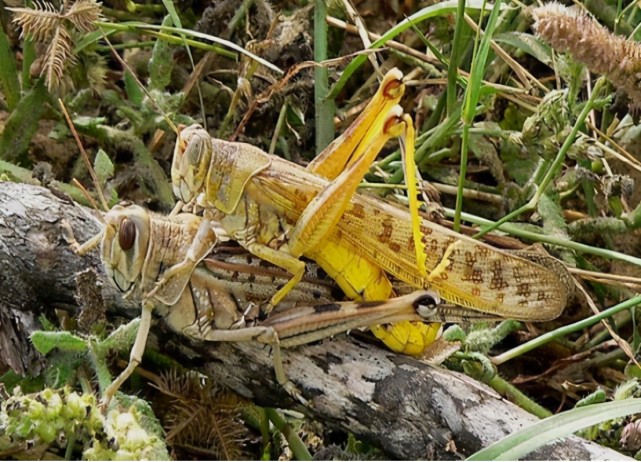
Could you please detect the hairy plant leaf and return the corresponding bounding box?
[124,70,143,105]
[148,15,174,91]
[93,148,114,185]
[30,331,88,355]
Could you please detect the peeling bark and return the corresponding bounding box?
[0,182,628,460]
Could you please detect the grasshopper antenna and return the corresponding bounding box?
[58,99,109,218]
[71,178,105,217]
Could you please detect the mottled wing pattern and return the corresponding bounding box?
[337,195,568,321]
[256,162,567,321]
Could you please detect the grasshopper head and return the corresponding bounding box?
[101,203,151,296]
[172,124,212,205]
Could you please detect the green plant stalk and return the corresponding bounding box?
[97,40,156,50]
[264,408,312,460]
[383,106,462,185]
[468,399,641,460]
[160,1,207,129]
[269,100,289,156]
[95,21,278,73]
[454,0,502,231]
[488,374,552,419]
[492,295,641,365]
[87,341,114,395]
[144,30,236,60]
[314,0,334,154]
[583,307,631,350]
[446,0,466,117]
[460,352,551,418]
[0,22,20,111]
[444,207,641,267]
[21,37,36,90]
[228,0,254,35]
[257,407,271,452]
[125,0,165,14]
[328,0,498,99]
[473,77,608,238]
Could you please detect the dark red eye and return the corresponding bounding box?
[119,218,136,251]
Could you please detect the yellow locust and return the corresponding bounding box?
[167,68,569,355]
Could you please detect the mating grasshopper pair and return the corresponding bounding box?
[167,68,570,339]
[72,68,571,406]
[67,202,444,405]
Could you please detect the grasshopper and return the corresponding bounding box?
[168,68,569,341]
[65,202,443,406]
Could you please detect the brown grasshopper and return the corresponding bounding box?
[168,68,570,336]
[65,202,443,406]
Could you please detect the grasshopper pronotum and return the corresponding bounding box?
[66,202,442,406]
[168,68,570,339]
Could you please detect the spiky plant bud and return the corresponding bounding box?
[531,3,641,104]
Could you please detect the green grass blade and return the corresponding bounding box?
[0,22,21,111]
[468,399,641,460]
[159,0,207,127]
[96,21,283,75]
[492,295,641,365]
[447,0,467,116]
[314,0,334,154]
[0,79,48,165]
[454,0,502,231]
[328,0,504,99]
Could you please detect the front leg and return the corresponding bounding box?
[147,219,218,305]
[244,241,306,309]
[288,107,406,258]
[101,300,154,409]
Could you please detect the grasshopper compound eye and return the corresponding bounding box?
[414,292,441,318]
[118,218,136,251]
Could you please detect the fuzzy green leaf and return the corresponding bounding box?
[30,331,88,355]
[93,149,114,185]
[148,15,174,91]
[0,80,48,165]
[124,70,144,105]
[99,318,140,353]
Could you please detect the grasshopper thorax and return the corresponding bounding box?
[101,203,151,296]
[172,124,212,206]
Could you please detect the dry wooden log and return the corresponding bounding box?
[0,181,628,460]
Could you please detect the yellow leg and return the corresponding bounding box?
[399,113,428,277]
[287,68,436,357]
[288,107,407,258]
[308,68,405,179]
[245,242,306,308]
